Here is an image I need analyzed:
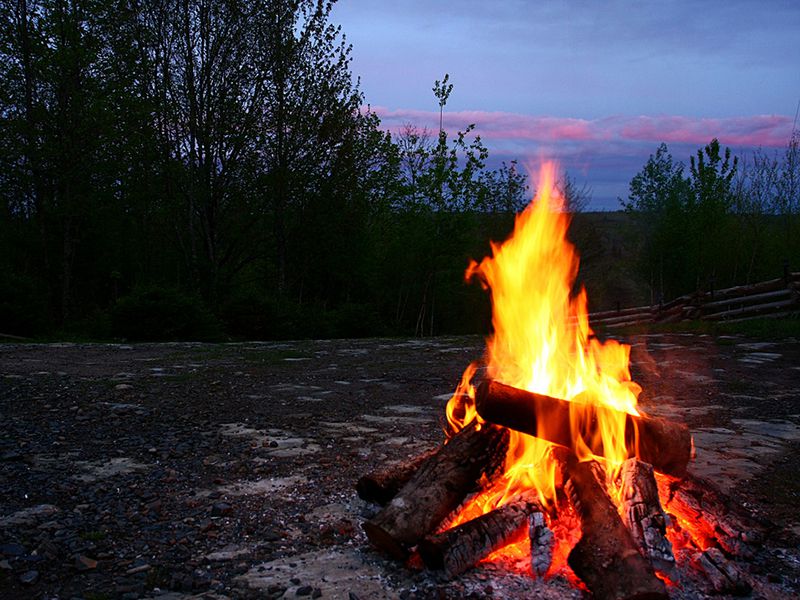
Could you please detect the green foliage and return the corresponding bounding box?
[624,136,798,304]
[111,288,222,342]
[0,2,538,341]
[0,271,50,336]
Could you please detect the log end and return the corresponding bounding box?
[363,520,409,561]
[356,476,393,506]
[636,419,692,478]
[416,538,445,571]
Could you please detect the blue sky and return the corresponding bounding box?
[331,0,800,209]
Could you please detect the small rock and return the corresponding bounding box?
[0,543,26,556]
[312,588,322,599]
[115,383,133,390]
[19,570,39,585]
[268,584,287,594]
[0,559,12,570]
[296,585,313,596]
[211,502,233,517]
[261,528,281,542]
[126,563,150,575]
[75,554,98,571]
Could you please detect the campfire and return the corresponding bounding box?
[357,164,760,598]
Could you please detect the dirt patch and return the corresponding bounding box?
[1,334,799,598]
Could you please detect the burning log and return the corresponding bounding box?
[566,459,668,600]
[693,547,751,595]
[363,421,509,560]
[658,473,765,558]
[611,458,675,572]
[356,448,438,505]
[529,509,554,577]
[418,493,541,577]
[475,379,692,477]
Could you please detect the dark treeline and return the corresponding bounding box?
[0,0,532,339]
[622,136,800,304]
[2,1,797,341]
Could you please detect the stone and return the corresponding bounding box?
[19,570,39,585]
[211,502,233,517]
[0,542,26,556]
[75,554,98,571]
[126,563,151,575]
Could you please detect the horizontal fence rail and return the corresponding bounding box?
[589,272,800,329]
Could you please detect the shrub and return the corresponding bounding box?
[0,271,50,336]
[111,287,222,341]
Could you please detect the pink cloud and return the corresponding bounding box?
[366,106,794,149]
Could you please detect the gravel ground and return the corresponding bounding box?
[1,333,799,599]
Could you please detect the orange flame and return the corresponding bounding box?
[446,162,642,512]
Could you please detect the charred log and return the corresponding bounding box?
[658,473,766,558]
[529,509,554,577]
[356,448,438,505]
[693,547,751,595]
[363,421,509,560]
[566,459,668,600]
[418,493,540,577]
[475,379,692,477]
[611,458,675,572]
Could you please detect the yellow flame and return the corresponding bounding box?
[445,162,641,510]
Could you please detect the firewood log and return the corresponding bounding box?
[476,379,692,477]
[611,458,675,572]
[693,547,751,595]
[658,473,766,558]
[418,492,540,577]
[529,509,554,577]
[566,459,668,600]
[356,448,438,505]
[363,421,509,560]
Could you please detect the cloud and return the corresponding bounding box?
[368,106,795,149]
[365,105,796,210]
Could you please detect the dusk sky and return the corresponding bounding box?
[331,1,800,210]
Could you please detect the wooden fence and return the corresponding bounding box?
[589,272,800,330]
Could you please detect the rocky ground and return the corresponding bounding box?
[1,333,799,599]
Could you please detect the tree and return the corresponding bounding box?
[775,130,800,258]
[0,0,159,322]
[687,138,738,287]
[479,160,528,213]
[557,171,591,214]
[622,143,686,214]
[621,144,693,301]
[731,149,778,282]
